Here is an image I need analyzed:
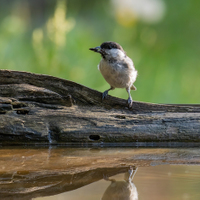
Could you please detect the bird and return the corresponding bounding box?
[89,41,138,108]
[101,168,138,200]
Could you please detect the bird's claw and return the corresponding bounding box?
[103,174,116,182]
[103,174,109,180]
[127,97,133,108]
[102,90,108,100]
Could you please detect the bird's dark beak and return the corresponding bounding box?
[89,46,101,53]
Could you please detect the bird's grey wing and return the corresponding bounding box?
[121,57,135,70]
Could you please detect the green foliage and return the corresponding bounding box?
[0,0,199,104]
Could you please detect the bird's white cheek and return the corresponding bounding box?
[104,49,125,60]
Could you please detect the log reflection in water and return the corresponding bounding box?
[0,148,135,200]
[0,147,200,199]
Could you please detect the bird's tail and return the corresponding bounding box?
[131,85,137,90]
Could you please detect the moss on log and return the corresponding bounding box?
[0,70,200,146]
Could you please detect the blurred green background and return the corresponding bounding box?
[0,0,199,104]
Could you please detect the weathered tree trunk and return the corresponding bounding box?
[0,70,200,146]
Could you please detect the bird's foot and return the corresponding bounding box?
[103,174,116,182]
[102,90,108,100]
[103,174,109,180]
[127,97,133,108]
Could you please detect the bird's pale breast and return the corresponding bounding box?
[98,59,137,89]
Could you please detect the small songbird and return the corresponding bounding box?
[90,41,138,108]
[101,168,138,200]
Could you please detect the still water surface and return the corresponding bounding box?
[0,147,200,200]
[35,165,200,200]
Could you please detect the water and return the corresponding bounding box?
[0,147,200,200]
[36,165,200,200]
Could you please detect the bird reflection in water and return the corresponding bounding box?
[102,167,138,200]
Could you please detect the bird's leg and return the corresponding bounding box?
[102,86,114,100]
[124,167,138,183]
[126,87,133,108]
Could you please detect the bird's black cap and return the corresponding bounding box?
[100,41,124,51]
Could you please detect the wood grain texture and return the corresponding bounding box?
[0,70,200,145]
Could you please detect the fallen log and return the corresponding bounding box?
[0,70,200,146]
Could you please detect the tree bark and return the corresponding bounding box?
[0,70,200,145]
